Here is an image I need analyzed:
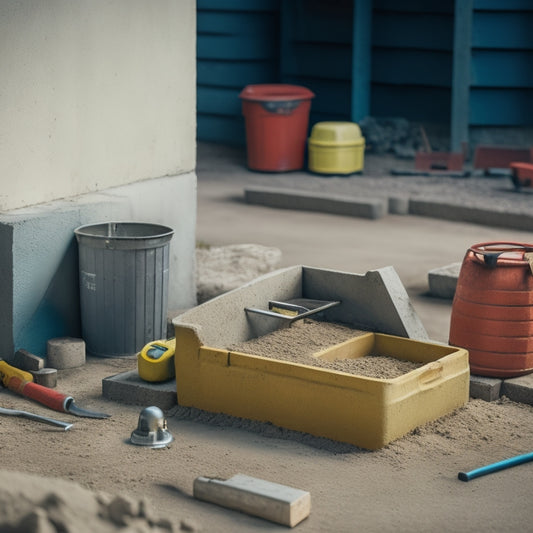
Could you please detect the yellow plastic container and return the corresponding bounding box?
[173,328,469,450]
[308,121,365,175]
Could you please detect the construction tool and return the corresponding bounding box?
[193,473,311,528]
[458,451,533,481]
[245,298,341,338]
[0,406,73,431]
[0,360,110,419]
[129,406,173,448]
[245,298,340,325]
[137,338,176,382]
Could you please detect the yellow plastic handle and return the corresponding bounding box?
[0,360,33,388]
[418,362,443,386]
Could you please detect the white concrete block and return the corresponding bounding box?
[47,337,86,369]
[31,368,58,388]
[193,474,311,527]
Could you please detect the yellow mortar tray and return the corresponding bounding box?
[174,328,469,450]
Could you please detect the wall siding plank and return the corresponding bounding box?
[197,1,280,144]
[283,43,352,81]
[470,89,533,125]
[197,115,245,145]
[198,0,280,11]
[473,0,533,11]
[373,49,452,87]
[373,12,454,51]
[198,35,278,61]
[198,60,278,88]
[472,12,533,49]
[372,85,451,123]
[198,87,243,116]
[471,51,533,88]
[197,11,277,36]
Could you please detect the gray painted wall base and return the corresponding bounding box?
[0,172,197,360]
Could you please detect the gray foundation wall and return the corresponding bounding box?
[1,172,196,359]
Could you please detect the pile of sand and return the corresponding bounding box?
[229,319,424,379]
[0,470,195,533]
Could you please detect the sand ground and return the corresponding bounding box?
[1,144,533,532]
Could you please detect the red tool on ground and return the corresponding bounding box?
[0,360,110,419]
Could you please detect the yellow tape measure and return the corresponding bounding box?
[137,338,176,382]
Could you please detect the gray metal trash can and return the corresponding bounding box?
[74,222,174,357]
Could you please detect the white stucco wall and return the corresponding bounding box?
[0,0,198,358]
[0,0,196,210]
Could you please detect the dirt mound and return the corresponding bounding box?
[0,470,196,533]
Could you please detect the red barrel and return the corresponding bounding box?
[239,84,314,172]
[449,242,533,377]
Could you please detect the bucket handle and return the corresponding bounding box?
[260,100,302,114]
[468,242,533,270]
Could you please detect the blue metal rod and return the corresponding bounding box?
[458,452,533,481]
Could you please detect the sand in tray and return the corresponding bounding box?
[228,319,424,379]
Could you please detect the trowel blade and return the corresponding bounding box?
[66,400,111,419]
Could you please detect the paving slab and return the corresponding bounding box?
[102,370,177,411]
[469,375,503,402]
[244,186,388,219]
[501,373,533,406]
[427,262,461,299]
[408,199,533,231]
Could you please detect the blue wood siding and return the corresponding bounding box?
[197,0,533,145]
[197,0,280,144]
[371,0,455,123]
[468,3,533,127]
[281,0,455,125]
[280,0,354,127]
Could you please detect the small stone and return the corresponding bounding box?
[31,368,58,388]
[107,494,139,526]
[13,349,44,371]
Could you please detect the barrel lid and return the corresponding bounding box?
[309,121,364,147]
[469,242,533,266]
[239,84,314,102]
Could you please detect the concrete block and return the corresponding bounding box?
[193,474,311,527]
[388,196,409,215]
[501,373,533,406]
[469,375,502,402]
[13,349,44,371]
[47,337,86,369]
[408,199,533,232]
[427,262,461,299]
[174,265,428,349]
[102,370,177,410]
[244,186,387,220]
[31,368,57,388]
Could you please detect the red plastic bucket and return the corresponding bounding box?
[449,242,533,377]
[239,84,315,172]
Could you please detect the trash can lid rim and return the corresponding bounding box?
[74,222,174,240]
[239,84,315,102]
